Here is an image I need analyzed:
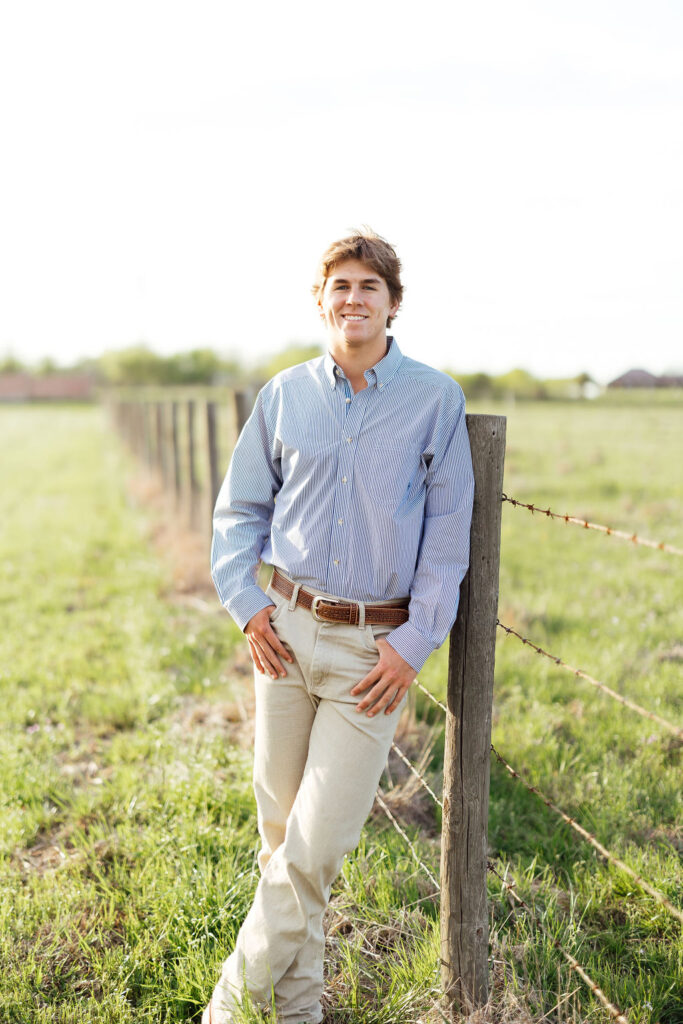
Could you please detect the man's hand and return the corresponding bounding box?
[245,606,293,679]
[350,638,415,716]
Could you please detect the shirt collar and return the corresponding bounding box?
[323,337,403,390]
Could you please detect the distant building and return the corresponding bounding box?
[0,373,95,402]
[608,368,683,388]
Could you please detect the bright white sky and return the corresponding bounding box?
[1,0,682,383]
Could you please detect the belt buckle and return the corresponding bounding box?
[311,595,342,621]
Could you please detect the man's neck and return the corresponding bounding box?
[328,337,389,393]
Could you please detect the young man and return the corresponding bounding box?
[205,230,474,1023]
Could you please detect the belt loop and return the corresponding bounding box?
[288,583,301,612]
[357,600,365,630]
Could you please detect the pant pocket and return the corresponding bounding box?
[265,583,287,624]
[362,623,394,651]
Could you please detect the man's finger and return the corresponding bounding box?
[259,630,290,677]
[350,663,383,696]
[355,677,395,714]
[248,629,283,678]
[254,637,286,678]
[248,636,269,677]
[384,689,405,714]
[371,683,403,716]
[264,624,293,664]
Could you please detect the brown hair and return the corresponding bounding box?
[312,228,403,326]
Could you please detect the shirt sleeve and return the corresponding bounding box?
[385,384,474,673]
[210,387,282,630]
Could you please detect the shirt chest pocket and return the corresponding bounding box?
[356,445,427,510]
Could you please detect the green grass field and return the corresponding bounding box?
[0,400,681,1023]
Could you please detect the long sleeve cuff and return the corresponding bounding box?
[385,621,438,674]
[225,585,273,632]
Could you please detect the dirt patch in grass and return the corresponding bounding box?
[644,824,683,854]
[12,801,126,880]
[12,825,125,879]
[323,897,438,1023]
[12,831,82,876]
[128,471,214,597]
[371,709,442,836]
[27,904,127,1003]
[657,643,683,663]
[174,693,256,749]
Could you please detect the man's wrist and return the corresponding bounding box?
[226,585,273,632]
[385,622,437,674]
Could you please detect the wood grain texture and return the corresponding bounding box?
[440,413,506,1017]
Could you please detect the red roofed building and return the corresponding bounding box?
[608,368,683,388]
[0,373,95,401]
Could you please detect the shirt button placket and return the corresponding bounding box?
[332,397,361,580]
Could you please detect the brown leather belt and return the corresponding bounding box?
[271,569,409,627]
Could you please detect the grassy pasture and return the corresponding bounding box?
[0,399,681,1023]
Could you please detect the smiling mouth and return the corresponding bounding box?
[342,315,367,321]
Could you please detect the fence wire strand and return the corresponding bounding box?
[502,493,683,557]
[490,745,683,925]
[374,790,441,892]
[391,742,443,809]
[373,792,453,1023]
[497,620,683,740]
[376,791,637,1022]
[413,678,448,715]
[487,861,632,1024]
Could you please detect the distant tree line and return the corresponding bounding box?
[0,343,325,389]
[1,344,597,400]
[447,368,596,401]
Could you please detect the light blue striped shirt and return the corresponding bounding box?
[211,338,474,672]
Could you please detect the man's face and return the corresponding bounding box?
[318,259,399,351]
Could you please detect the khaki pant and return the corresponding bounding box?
[211,575,407,1023]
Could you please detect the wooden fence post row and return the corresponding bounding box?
[111,389,253,533]
[440,414,506,1019]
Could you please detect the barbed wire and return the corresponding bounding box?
[490,745,683,925]
[486,860,632,1024]
[501,493,683,556]
[377,795,636,1024]
[391,742,443,809]
[413,678,448,715]
[374,790,441,892]
[378,750,643,1020]
[497,620,683,740]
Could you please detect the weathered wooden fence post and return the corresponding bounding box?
[134,402,145,460]
[205,400,221,530]
[234,389,253,435]
[142,402,153,469]
[186,399,200,529]
[155,402,167,485]
[170,400,181,506]
[440,413,506,1018]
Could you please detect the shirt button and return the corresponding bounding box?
[345,397,351,404]
[346,436,352,443]
[341,476,347,484]
[333,558,339,566]
[379,382,384,389]
[337,518,343,525]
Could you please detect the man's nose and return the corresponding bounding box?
[345,286,362,304]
